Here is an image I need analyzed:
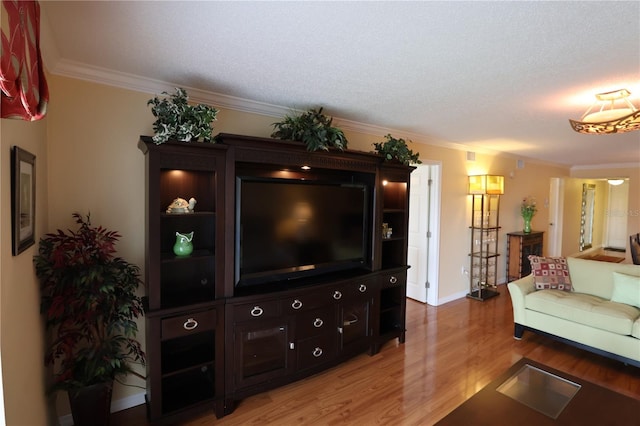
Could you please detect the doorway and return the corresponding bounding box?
[547,178,564,257]
[604,180,629,250]
[407,163,441,306]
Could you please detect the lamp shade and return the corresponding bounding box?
[468,175,504,195]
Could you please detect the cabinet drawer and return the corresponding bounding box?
[297,334,337,370]
[233,300,281,322]
[297,308,336,336]
[161,309,217,340]
[283,291,327,313]
[284,287,345,313]
[379,271,406,288]
[340,279,374,299]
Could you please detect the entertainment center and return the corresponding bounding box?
[138,133,414,423]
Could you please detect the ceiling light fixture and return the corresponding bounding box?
[607,179,624,186]
[569,88,640,134]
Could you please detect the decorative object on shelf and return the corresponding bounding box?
[34,213,145,426]
[271,107,348,151]
[372,134,422,165]
[520,196,537,234]
[569,88,640,134]
[166,197,197,214]
[147,87,219,144]
[382,222,393,239]
[467,175,504,301]
[173,231,194,256]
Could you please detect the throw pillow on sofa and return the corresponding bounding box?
[610,272,640,309]
[528,255,572,291]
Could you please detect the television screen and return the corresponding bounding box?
[235,177,371,287]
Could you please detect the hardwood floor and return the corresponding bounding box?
[112,285,640,425]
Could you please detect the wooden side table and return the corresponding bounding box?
[506,231,543,282]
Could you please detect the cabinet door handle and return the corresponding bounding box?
[333,291,342,300]
[183,318,198,330]
[313,347,323,357]
[250,306,264,317]
[291,299,303,310]
[389,276,398,284]
[289,342,295,350]
[343,315,358,326]
[359,284,367,292]
[313,318,324,328]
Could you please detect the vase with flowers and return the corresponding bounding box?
[521,197,537,233]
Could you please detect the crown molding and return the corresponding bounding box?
[49,59,292,118]
[571,162,640,171]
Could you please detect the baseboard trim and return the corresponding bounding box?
[58,392,145,426]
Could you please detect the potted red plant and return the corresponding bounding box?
[35,213,145,426]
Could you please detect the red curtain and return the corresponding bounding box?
[1,0,49,121]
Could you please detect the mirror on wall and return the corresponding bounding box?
[580,184,596,251]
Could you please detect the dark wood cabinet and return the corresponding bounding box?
[140,134,413,422]
[506,231,543,282]
[139,139,228,422]
[224,274,375,404]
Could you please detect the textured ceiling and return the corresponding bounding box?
[41,1,640,167]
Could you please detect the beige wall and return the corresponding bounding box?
[1,73,585,423]
[1,117,50,425]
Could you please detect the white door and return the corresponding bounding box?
[407,163,441,306]
[605,181,629,249]
[547,178,564,257]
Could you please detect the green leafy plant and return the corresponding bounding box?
[35,213,145,392]
[271,107,348,151]
[147,87,218,144]
[372,134,422,165]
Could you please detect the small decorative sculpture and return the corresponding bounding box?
[167,197,197,214]
[173,231,194,256]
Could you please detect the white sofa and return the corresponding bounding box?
[507,256,640,367]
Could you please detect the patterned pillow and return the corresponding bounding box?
[528,256,572,291]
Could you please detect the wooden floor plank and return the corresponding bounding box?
[112,286,640,425]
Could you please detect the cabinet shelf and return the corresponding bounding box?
[161,250,215,262]
[162,211,216,217]
[162,360,215,379]
[470,252,499,258]
[382,236,404,242]
[162,333,215,374]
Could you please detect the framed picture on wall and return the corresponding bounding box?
[11,146,36,255]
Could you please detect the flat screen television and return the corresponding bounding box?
[235,176,372,288]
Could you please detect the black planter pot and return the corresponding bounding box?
[68,381,113,426]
